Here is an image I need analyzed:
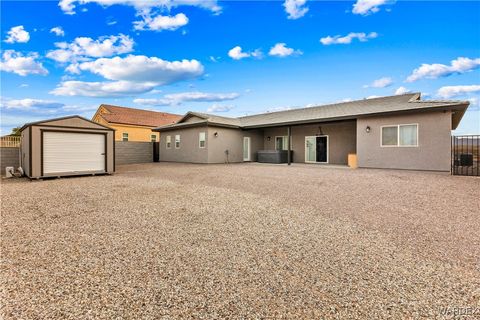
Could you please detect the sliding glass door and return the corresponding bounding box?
[305,136,328,163]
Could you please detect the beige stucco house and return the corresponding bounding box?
[153,93,469,171]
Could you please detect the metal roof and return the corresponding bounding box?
[153,93,469,131]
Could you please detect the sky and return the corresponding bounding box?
[1,0,479,135]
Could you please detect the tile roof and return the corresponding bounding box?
[153,93,469,131]
[98,104,182,127]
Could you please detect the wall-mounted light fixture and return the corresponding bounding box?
[214,132,218,137]
[365,126,371,133]
[267,136,271,141]
[316,126,324,136]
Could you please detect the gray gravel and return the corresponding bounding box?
[1,163,479,319]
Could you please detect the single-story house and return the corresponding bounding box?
[153,93,469,171]
[92,104,181,142]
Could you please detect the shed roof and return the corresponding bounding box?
[19,115,114,132]
[153,93,469,131]
[97,104,182,127]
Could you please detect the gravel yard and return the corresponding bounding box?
[1,163,479,319]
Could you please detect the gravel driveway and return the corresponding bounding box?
[1,163,479,319]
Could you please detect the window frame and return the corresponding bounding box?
[199,132,206,148]
[380,124,419,147]
[151,134,157,142]
[275,136,292,151]
[166,135,171,149]
[175,134,181,149]
[122,132,129,142]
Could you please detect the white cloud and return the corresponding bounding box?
[50,80,156,97]
[69,55,204,85]
[207,104,234,113]
[437,85,480,99]
[406,57,480,82]
[363,77,393,88]
[394,86,410,95]
[268,43,302,57]
[58,0,221,15]
[4,25,30,43]
[228,46,263,60]
[366,95,380,99]
[0,98,63,111]
[320,32,378,45]
[164,91,239,102]
[283,0,308,19]
[0,50,48,76]
[352,0,391,15]
[134,13,188,31]
[134,91,240,106]
[46,34,134,63]
[50,26,65,36]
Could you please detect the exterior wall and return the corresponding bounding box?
[207,127,263,163]
[356,110,452,171]
[21,128,30,176]
[110,123,159,142]
[159,126,208,163]
[115,141,153,165]
[93,112,159,142]
[45,117,107,129]
[27,120,114,178]
[262,121,357,164]
[1,147,20,175]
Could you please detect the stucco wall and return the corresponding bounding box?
[262,121,357,164]
[356,110,452,171]
[159,126,208,163]
[207,127,263,163]
[111,123,159,142]
[115,141,153,165]
[1,147,20,175]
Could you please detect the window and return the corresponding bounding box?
[175,135,180,149]
[166,135,171,149]
[122,133,128,141]
[275,136,291,150]
[151,134,157,142]
[199,132,206,148]
[381,124,418,147]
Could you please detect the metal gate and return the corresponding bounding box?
[451,135,479,176]
[153,142,159,162]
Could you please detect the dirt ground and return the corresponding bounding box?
[1,163,479,319]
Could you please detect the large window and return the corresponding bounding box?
[166,135,171,149]
[122,132,128,141]
[199,132,206,148]
[275,136,291,150]
[175,135,180,149]
[381,124,418,147]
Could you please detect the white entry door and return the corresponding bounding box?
[243,137,251,161]
[43,131,106,175]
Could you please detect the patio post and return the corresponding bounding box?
[287,126,291,165]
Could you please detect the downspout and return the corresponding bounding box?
[287,126,291,165]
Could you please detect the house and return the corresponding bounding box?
[153,93,469,171]
[92,104,181,142]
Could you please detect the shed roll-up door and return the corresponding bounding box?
[43,132,105,174]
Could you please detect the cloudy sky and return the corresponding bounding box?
[1,0,479,135]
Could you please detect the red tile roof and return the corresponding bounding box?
[98,104,181,127]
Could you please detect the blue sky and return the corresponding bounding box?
[1,0,479,135]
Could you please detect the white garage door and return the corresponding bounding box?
[43,131,105,175]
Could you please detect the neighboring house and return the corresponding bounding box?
[92,104,181,142]
[153,93,469,171]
